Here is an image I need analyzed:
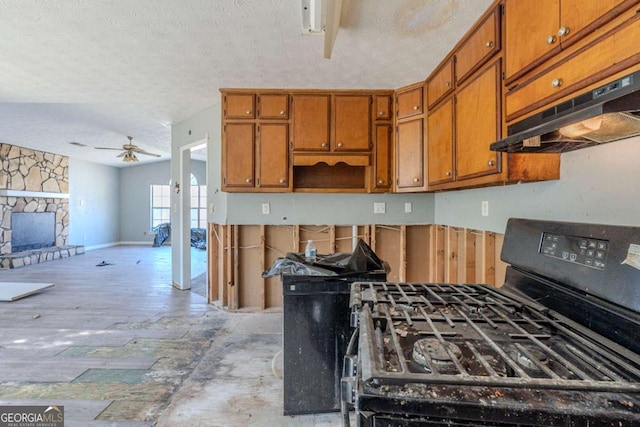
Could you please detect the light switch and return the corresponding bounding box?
[404,202,412,213]
[482,201,489,216]
[262,203,270,215]
[374,202,386,214]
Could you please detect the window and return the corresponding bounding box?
[150,184,171,228]
[150,174,206,229]
[191,184,207,229]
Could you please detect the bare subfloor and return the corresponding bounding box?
[0,246,345,426]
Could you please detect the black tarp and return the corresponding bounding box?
[262,239,387,278]
[152,223,207,249]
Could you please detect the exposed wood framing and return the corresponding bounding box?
[207,223,219,303]
[210,224,507,310]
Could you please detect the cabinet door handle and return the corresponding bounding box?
[487,160,495,167]
[445,171,452,177]
[378,179,384,184]
[337,142,344,148]
[378,111,385,116]
[485,40,494,48]
[246,109,252,115]
[413,105,420,110]
[279,178,286,184]
[413,177,420,183]
[551,78,563,88]
[445,82,451,87]
[245,178,252,183]
[279,110,286,115]
[321,142,328,147]
[546,35,557,45]
[558,26,570,37]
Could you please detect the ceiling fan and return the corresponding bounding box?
[95,136,161,162]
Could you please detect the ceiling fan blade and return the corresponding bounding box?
[133,149,162,157]
[324,0,343,59]
[95,147,123,151]
[116,151,127,157]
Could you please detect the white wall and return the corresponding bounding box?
[118,159,206,243]
[68,158,120,248]
[435,136,640,233]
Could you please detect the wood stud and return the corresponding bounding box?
[210,224,506,310]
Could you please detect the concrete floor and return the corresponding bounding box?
[0,246,346,427]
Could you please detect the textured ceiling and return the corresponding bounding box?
[0,0,493,167]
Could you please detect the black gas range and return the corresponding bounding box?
[341,218,640,426]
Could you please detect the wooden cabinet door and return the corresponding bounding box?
[374,95,392,120]
[292,95,330,151]
[223,123,255,188]
[455,61,500,180]
[427,98,454,185]
[427,59,454,108]
[397,86,424,119]
[258,94,288,119]
[506,16,640,120]
[396,118,425,190]
[455,7,500,84]
[559,0,635,47]
[224,94,256,119]
[258,123,289,189]
[334,95,371,151]
[504,0,560,81]
[372,124,392,191]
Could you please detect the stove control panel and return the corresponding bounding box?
[540,232,609,269]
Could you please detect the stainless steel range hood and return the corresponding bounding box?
[490,71,640,153]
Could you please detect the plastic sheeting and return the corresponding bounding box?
[152,223,171,247]
[152,223,207,249]
[262,239,386,278]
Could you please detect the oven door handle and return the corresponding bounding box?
[341,327,359,427]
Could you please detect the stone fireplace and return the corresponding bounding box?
[1,143,83,268]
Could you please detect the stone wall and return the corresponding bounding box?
[0,144,70,254]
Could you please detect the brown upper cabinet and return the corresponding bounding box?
[224,93,255,119]
[258,94,288,119]
[221,91,290,192]
[427,97,454,186]
[334,95,371,152]
[292,94,371,153]
[455,6,500,84]
[371,123,393,192]
[222,123,255,188]
[506,6,640,121]
[396,86,424,119]
[221,122,290,192]
[427,59,454,109]
[504,0,638,83]
[374,95,392,120]
[455,60,501,181]
[395,83,427,192]
[292,94,331,151]
[428,60,501,188]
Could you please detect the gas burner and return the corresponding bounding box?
[510,346,548,371]
[412,338,462,374]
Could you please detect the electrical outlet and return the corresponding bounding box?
[374,202,386,214]
[482,201,489,216]
[209,202,215,215]
[262,202,270,215]
[405,202,412,213]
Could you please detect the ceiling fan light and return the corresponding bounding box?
[123,152,139,162]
